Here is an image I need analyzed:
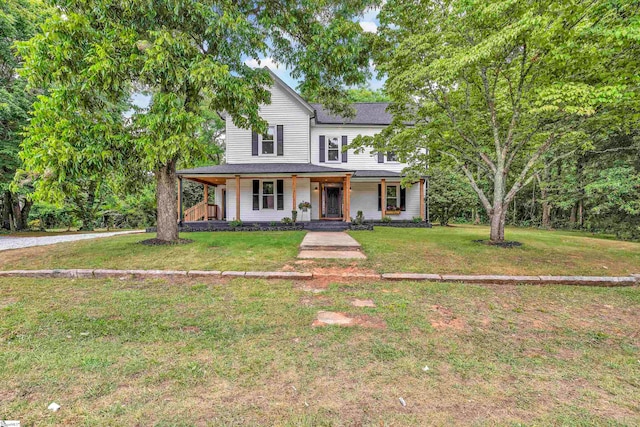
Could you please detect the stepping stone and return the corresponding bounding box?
[298,232,366,259]
[351,299,376,308]
[313,311,354,326]
[298,250,366,259]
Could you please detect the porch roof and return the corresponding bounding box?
[177,163,410,179]
[177,163,353,176]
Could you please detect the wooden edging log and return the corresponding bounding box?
[0,270,637,286]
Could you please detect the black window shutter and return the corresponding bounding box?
[276,180,284,210]
[341,136,348,163]
[400,187,406,211]
[377,184,381,211]
[252,131,258,156]
[277,125,284,156]
[377,152,384,163]
[252,180,260,210]
[319,135,325,163]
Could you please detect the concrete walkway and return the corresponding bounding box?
[298,232,366,259]
[0,230,145,252]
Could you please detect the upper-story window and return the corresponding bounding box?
[261,126,276,155]
[387,151,398,162]
[327,136,340,162]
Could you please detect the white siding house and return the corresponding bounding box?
[177,68,428,226]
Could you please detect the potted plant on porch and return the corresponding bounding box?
[298,201,312,212]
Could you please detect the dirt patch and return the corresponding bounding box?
[473,239,523,248]
[312,311,386,329]
[299,295,334,307]
[430,304,467,331]
[139,238,194,246]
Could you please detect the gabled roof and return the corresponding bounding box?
[264,67,315,115]
[311,102,393,125]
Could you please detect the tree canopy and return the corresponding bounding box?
[351,0,639,243]
[18,0,376,241]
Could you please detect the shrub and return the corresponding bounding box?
[412,216,422,223]
[291,210,298,223]
[298,201,312,210]
[381,216,392,223]
[355,210,365,225]
[28,219,43,231]
[281,217,292,224]
[229,219,243,228]
[269,221,277,226]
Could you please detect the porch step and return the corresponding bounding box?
[303,222,349,232]
[298,232,364,259]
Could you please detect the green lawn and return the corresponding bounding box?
[1,277,639,425]
[1,225,639,276]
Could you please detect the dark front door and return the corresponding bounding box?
[326,187,341,218]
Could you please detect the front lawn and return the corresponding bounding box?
[350,225,640,275]
[1,225,638,276]
[0,231,306,272]
[1,277,638,425]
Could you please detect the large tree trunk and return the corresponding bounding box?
[19,199,32,230]
[156,159,179,242]
[489,203,506,242]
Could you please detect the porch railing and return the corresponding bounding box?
[183,201,217,222]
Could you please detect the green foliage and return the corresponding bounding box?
[281,217,292,224]
[355,210,365,225]
[411,216,422,223]
[428,169,478,226]
[381,216,392,223]
[17,0,375,239]
[352,0,640,242]
[291,210,297,223]
[229,220,243,229]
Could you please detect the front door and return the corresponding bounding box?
[326,187,341,218]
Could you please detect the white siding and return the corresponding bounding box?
[350,181,421,221]
[225,177,312,222]
[226,82,311,164]
[310,125,406,172]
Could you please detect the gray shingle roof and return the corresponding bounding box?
[177,163,405,178]
[177,163,353,175]
[311,103,393,125]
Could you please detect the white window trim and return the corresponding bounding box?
[386,184,400,209]
[259,125,277,157]
[326,135,341,163]
[261,180,275,210]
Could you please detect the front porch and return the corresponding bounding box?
[175,164,428,225]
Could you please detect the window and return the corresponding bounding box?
[327,136,340,162]
[387,186,398,209]
[261,126,275,155]
[262,181,274,209]
[387,151,398,162]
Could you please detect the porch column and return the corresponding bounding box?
[203,184,209,204]
[235,175,240,220]
[419,178,425,221]
[344,174,351,222]
[292,175,297,211]
[177,177,183,223]
[381,178,386,218]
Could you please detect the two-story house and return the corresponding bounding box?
[176,68,427,226]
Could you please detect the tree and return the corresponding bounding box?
[19,0,375,242]
[351,0,639,243]
[0,0,46,230]
[428,168,477,226]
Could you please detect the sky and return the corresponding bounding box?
[132,7,383,108]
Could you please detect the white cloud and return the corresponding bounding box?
[244,57,282,70]
[359,21,378,33]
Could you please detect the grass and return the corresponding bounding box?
[1,225,639,276]
[1,276,639,425]
[0,231,306,272]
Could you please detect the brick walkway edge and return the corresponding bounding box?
[0,269,639,286]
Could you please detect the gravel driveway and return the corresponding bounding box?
[0,230,146,252]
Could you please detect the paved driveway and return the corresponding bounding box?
[0,230,145,252]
